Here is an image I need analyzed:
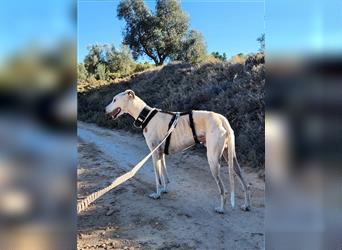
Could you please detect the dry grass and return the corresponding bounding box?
[78,53,265,171]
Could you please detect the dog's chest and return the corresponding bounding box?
[169,126,193,151]
[166,118,198,154]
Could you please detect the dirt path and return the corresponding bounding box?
[77,122,264,250]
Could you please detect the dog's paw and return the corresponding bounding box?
[148,193,161,199]
[214,207,225,214]
[160,187,168,194]
[240,204,251,211]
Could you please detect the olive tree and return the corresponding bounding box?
[117,0,198,65]
[174,29,207,64]
[84,44,105,74]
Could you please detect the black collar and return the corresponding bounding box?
[133,106,158,129]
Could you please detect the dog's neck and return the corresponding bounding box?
[126,96,149,120]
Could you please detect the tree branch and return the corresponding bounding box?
[138,30,160,65]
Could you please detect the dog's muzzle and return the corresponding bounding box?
[106,107,121,120]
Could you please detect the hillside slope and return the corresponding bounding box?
[78,54,265,171]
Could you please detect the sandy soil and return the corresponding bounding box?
[77,121,264,250]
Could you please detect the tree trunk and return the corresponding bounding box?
[155,55,165,66]
[152,58,160,66]
[156,60,164,66]
[141,44,160,66]
[159,57,165,65]
[156,51,165,66]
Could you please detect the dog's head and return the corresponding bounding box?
[105,89,135,120]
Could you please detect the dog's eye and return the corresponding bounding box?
[113,99,116,102]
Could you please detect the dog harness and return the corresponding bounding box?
[162,111,199,154]
[134,107,199,155]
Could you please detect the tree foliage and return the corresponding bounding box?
[77,63,88,82]
[257,33,265,52]
[84,44,105,75]
[105,44,134,76]
[117,0,205,65]
[211,52,227,61]
[230,53,246,64]
[81,42,153,83]
[174,30,207,64]
[96,63,108,81]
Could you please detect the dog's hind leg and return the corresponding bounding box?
[207,132,227,213]
[160,154,169,193]
[223,142,251,211]
[234,157,251,211]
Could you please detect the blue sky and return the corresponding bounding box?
[78,0,265,63]
[0,0,75,63]
[266,0,342,55]
[1,0,340,64]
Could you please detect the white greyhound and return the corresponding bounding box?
[105,89,251,213]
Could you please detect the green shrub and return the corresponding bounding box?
[106,44,134,76]
[77,63,88,82]
[211,52,227,61]
[173,30,207,65]
[133,62,154,73]
[96,63,109,81]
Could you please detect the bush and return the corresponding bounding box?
[87,74,98,85]
[230,53,246,64]
[134,62,154,73]
[174,30,207,65]
[211,52,227,61]
[77,63,88,82]
[107,44,134,77]
[96,63,109,81]
[204,55,222,64]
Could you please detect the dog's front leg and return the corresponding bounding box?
[149,153,162,199]
[159,154,169,193]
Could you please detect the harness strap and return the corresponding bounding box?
[164,114,177,155]
[189,111,200,144]
[160,110,189,116]
[135,108,199,155]
[164,110,200,155]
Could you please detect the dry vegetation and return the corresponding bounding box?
[78,53,265,173]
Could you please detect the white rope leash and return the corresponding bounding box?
[77,113,180,214]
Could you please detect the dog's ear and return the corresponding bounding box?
[126,90,135,99]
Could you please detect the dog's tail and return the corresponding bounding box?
[226,128,236,208]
